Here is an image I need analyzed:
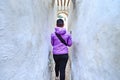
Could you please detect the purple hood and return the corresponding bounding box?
[55,27,66,35]
[51,27,72,55]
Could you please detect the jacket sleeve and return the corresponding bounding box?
[51,33,54,46]
[67,34,72,47]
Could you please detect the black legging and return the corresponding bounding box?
[53,54,68,80]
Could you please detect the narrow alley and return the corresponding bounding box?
[0,0,120,80]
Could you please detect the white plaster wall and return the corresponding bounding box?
[69,0,120,80]
[0,0,55,80]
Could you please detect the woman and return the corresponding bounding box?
[51,19,72,80]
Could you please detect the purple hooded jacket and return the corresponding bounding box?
[51,27,72,55]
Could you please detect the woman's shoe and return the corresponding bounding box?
[55,77,59,80]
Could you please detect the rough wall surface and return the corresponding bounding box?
[69,0,120,80]
[0,0,55,80]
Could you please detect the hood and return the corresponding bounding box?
[55,27,66,35]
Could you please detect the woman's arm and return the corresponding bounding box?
[67,34,72,47]
[51,34,54,46]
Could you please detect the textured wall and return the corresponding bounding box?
[0,0,55,80]
[69,0,120,80]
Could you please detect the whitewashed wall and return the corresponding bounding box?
[69,0,120,80]
[0,0,55,80]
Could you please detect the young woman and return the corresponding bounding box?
[51,19,72,80]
